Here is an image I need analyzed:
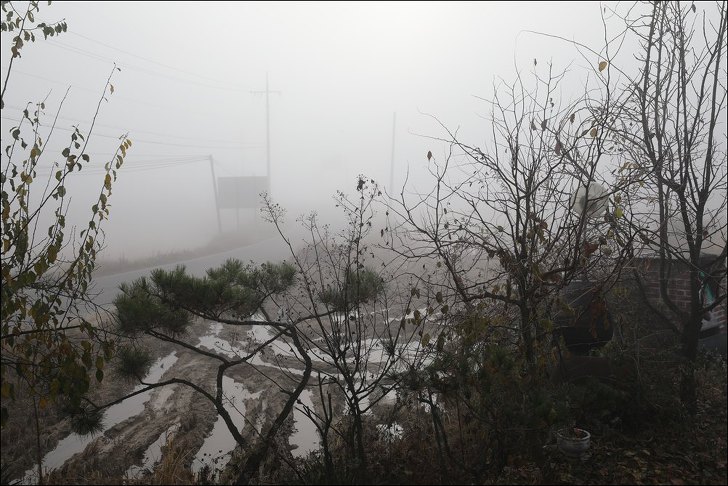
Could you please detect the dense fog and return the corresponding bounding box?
[0,2,711,260]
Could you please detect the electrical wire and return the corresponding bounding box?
[67,31,236,87]
[3,104,251,146]
[0,115,262,150]
[10,69,181,112]
[30,156,209,177]
[45,39,248,93]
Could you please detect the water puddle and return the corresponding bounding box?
[191,376,261,479]
[125,422,181,479]
[290,389,319,458]
[196,323,247,358]
[20,316,434,485]
[21,352,179,484]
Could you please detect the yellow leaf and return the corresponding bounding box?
[590,127,598,137]
[421,333,431,347]
[599,61,608,72]
[104,173,111,190]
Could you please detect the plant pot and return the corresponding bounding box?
[556,427,591,457]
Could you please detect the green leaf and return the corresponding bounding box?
[47,244,58,263]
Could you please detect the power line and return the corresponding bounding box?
[45,39,249,93]
[75,152,219,159]
[0,115,263,150]
[67,31,235,87]
[31,157,209,177]
[13,154,205,170]
[4,104,248,146]
[11,69,179,112]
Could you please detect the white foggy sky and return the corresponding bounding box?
[2,1,715,259]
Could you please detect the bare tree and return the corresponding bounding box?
[262,178,430,482]
[387,64,631,367]
[603,0,727,412]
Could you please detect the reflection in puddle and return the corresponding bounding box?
[125,422,181,479]
[197,323,247,358]
[21,352,179,484]
[18,316,433,484]
[191,376,261,479]
[290,389,319,458]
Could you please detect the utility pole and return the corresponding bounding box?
[208,155,222,234]
[389,112,396,192]
[251,73,281,193]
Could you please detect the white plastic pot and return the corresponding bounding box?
[556,427,591,457]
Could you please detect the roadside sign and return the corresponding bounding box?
[217,176,269,209]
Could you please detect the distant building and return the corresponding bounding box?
[629,253,727,337]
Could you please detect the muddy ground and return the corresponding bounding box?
[4,313,423,484]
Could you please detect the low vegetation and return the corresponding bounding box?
[2,1,726,485]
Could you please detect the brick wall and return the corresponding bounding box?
[630,255,727,330]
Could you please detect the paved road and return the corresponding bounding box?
[91,236,290,306]
[89,237,728,360]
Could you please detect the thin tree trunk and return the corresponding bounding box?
[33,397,43,486]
